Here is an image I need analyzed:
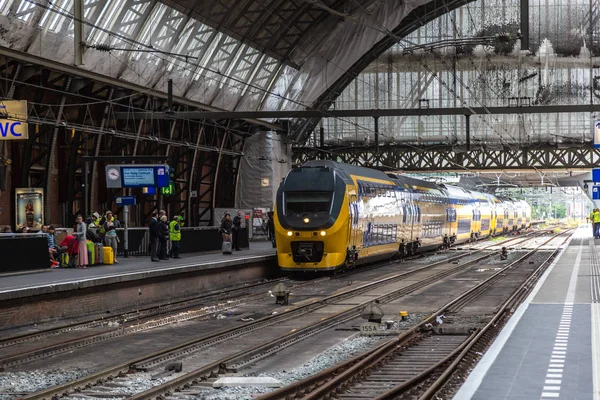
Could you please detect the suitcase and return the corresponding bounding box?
[86,241,95,265]
[103,246,114,265]
[222,241,232,255]
[96,243,104,264]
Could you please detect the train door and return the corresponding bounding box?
[347,191,360,253]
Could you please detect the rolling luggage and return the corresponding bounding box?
[103,246,114,265]
[86,241,95,265]
[96,243,104,264]
[222,240,232,255]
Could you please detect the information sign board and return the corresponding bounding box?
[593,169,600,183]
[122,167,155,187]
[593,186,600,200]
[115,196,137,206]
[105,164,170,189]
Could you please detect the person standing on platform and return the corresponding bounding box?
[169,215,182,259]
[221,213,233,243]
[104,211,120,264]
[149,211,160,262]
[75,214,88,268]
[267,211,275,248]
[594,209,600,239]
[159,215,170,260]
[232,210,242,251]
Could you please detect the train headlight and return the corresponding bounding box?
[303,217,310,224]
[320,231,326,236]
[287,231,293,236]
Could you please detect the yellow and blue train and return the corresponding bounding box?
[274,161,531,272]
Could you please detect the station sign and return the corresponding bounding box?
[105,164,170,189]
[593,186,600,200]
[161,182,175,196]
[593,169,600,183]
[0,100,28,140]
[115,196,137,206]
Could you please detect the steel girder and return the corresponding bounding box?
[0,55,255,227]
[293,143,600,172]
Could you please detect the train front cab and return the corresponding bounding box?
[274,166,349,272]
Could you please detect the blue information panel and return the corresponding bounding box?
[593,169,600,183]
[594,186,600,200]
[105,164,170,189]
[122,167,155,187]
[115,196,137,205]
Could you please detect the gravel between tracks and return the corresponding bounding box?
[198,336,387,400]
[0,368,89,400]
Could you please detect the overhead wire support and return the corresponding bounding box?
[84,43,199,62]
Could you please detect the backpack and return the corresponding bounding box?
[87,229,100,243]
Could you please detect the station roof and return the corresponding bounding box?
[0,0,461,136]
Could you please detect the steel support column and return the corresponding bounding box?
[521,0,529,51]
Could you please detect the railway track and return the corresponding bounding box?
[2,230,541,373]
[16,236,533,400]
[256,229,571,400]
[0,277,319,369]
[19,231,553,400]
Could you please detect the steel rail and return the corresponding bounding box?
[416,231,572,400]
[16,230,545,400]
[258,229,569,400]
[367,230,572,400]
[18,245,495,400]
[120,232,548,400]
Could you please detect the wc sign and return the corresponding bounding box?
[0,100,28,140]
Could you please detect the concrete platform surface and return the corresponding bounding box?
[212,377,282,388]
[454,225,599,400]
[0,241,275,300]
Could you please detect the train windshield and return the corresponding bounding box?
[285,192,333,215]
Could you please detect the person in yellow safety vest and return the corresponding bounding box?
[591,209,596,235]
[98,211,115,240]
[169,215,182,259]
[594,209,600,239]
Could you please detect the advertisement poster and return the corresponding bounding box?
[15,188,44,230]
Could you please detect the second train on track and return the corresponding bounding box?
[274,161,531,272]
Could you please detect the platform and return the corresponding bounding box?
[454,225,598,400]
[0,240,276,301]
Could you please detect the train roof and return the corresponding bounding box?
[301,160,391,183]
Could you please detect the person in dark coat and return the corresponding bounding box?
[232,210,242,251]
[149,211,160,262]
[220,213,233,243]
[267,211,276,248]
[159,215,170,260]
